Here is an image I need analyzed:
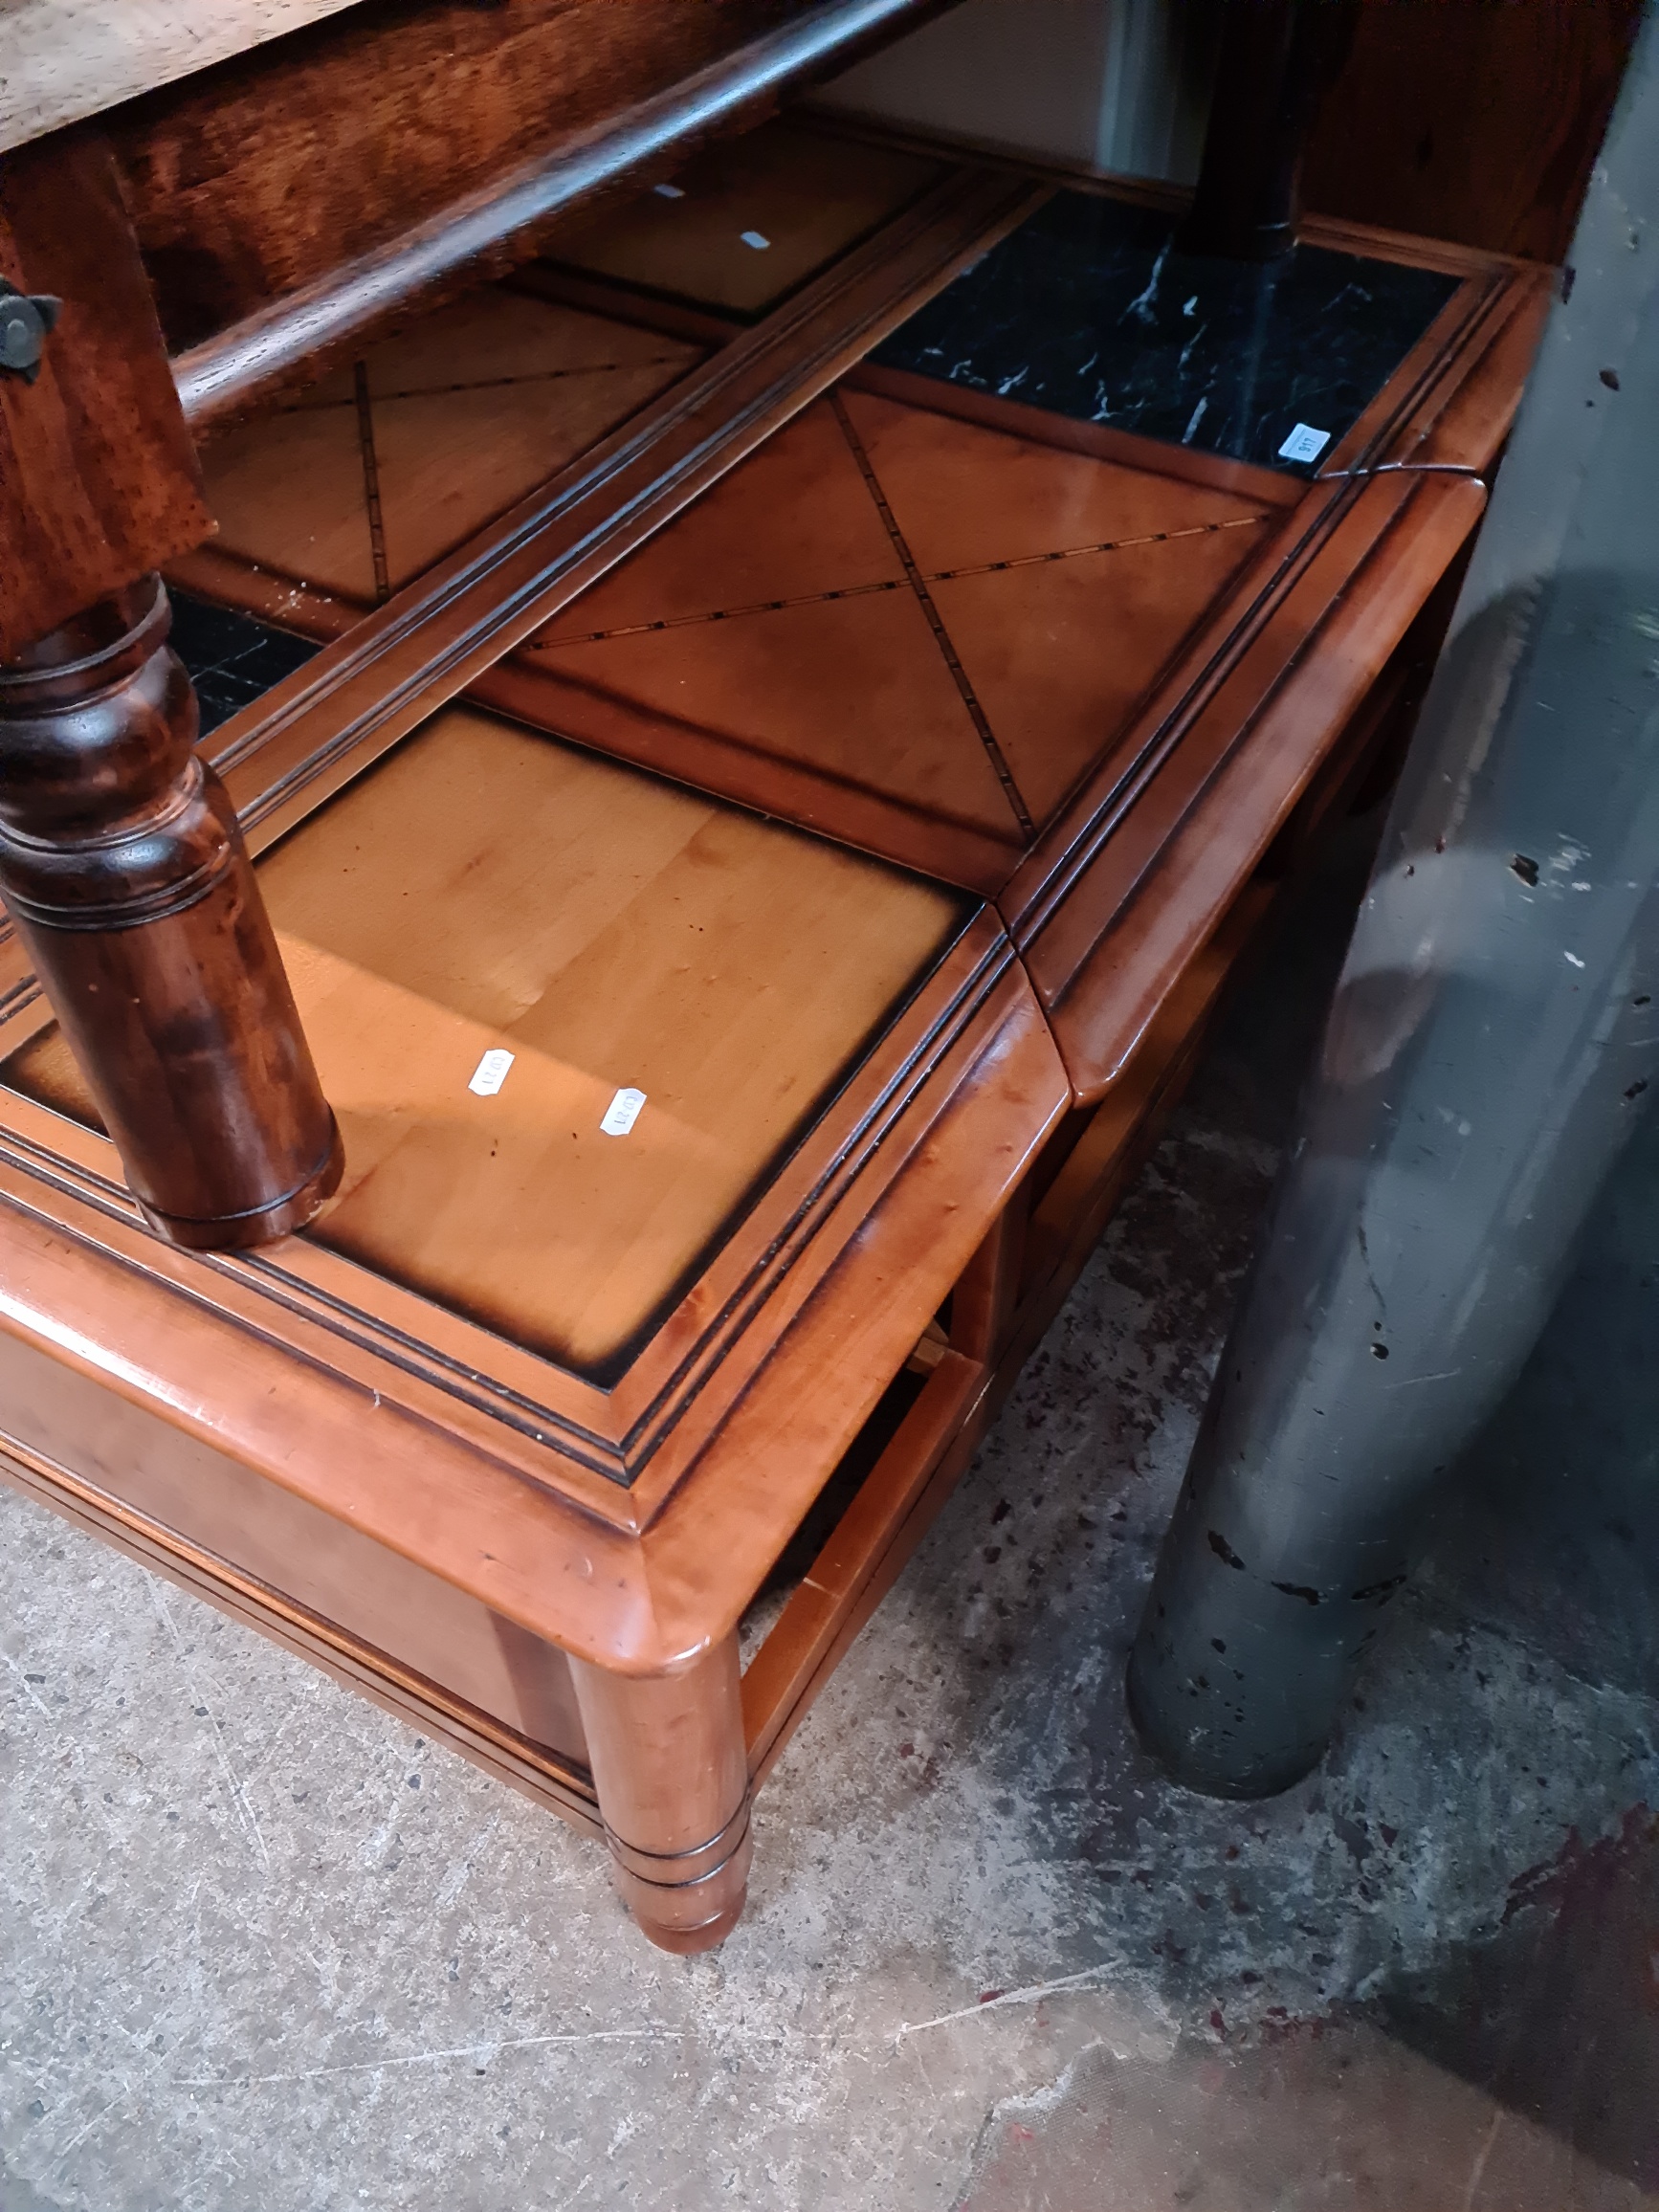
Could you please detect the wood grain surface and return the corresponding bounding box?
[98,0,962,426]
[0,131,210,655]
[262,705,966,1369]
[1305,0,1643,263]
[0,578,343,1248]
[0,109,1552,1944]
[553,117,940,316]
[201,289,700,605]
[518,387,1272,867]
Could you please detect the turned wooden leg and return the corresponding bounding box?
[0,577,343,1248]
[568,1636,752,1954]
[1,135,341,1251]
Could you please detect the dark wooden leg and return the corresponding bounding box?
[1178,0,1360,261]
[568,1636,752,1953]
[0,579,343,1247]
[0,134,341,1250]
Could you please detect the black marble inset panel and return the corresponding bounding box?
[169,591,321,740]
[874,192,1461,476]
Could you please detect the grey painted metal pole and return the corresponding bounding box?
[1127,3,1659,1798]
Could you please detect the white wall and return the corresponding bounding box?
[816,0,1223,186]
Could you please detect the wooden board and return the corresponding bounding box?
[0,1,366,153]
[1305,0,1642,264]
[0,132,210,653]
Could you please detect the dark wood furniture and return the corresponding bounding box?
[0,130,343,1249]
[0,13,1550,1948]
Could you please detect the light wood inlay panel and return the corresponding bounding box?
[261,708,965,1372]
[553,120,940,317]
[841,389,1276,824]
[524,384,1274,842]
[200,288,699,602]
[524,396,1025,838]
[3,705,968,1372]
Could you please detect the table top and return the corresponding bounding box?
[0,120,1540,1667]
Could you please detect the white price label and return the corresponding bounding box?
[740,230,771,251]
[600,1087,648,1138]
[468,1048,515,1097]
[1278,422,1332,464]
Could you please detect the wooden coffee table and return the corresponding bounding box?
[0,117,1547,1947]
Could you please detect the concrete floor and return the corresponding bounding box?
[5,817,1657,2212]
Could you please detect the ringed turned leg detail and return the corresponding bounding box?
[0,580,343,1247]
[568,1635,752,1954]
[0,133,341,1250]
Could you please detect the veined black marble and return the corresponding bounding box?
[169,591,321,740]
[874,191,1460,476]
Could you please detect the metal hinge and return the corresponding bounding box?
[0,279,61,384]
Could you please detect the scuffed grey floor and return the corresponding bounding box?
[5,823,1657,2212]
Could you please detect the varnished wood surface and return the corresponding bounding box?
[0,581,343,1247]
[0,900,1065,1576]
[8,692,970,1367]
[524,387,1273,868]
[0,652,1381,1882]
[0,114,1548,1944]
[0,1326,587,1764]
[105,0,963,428]
[1006,471,1487,1098]
[0,1428,602,1832]
[843,358,1300,510]
[553,118,940,318]
[571,1636,752,1950]
[159,144,1537,933]
[0,132,210,656]
[201,289,701,607]
[173,166,1041,863]
[263,707,966,1370]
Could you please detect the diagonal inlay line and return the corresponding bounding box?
[928,512,1268,582]
[528,516,1272,653]
[352,360,391,605]
[280,358,692,413]
[528,576,909,650]
[829,388,1035,836]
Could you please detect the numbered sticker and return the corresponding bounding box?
[469,1048,515,1096]
[1278,422,1332,465]
[601,1087,648,1138]
[740,230,771,251]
